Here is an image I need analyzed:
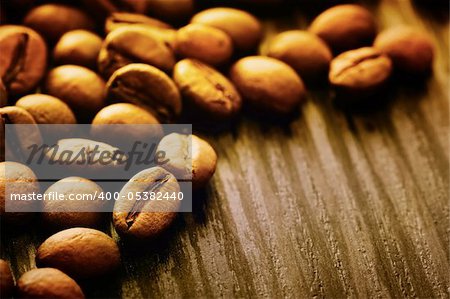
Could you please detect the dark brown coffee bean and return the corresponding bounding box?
[17,268,84,299]
[0,25,47,96]
[16,94,77,124]
[374,26,434,74]
[43,177,106,229]
[230,56,306,115]
[191,7,262,52]
[329,47,392,96]
[175,24,233,66]
[0,162,40,225]
[106,63,181,123]
[36,227,120,279]
[157,133,217,190]
[105,12,172,34]
[309,4,377,53]
[53,30,103,70]
[173,59,241,124]
[113,167,180,239]
[45,65,106,118]
[267,30,332,81]
[98,25,176,79]
[0,79,6,107]
[147,0,194,23]
[24,4,95,42]
[82,0,148,19]
[0,259,14,298]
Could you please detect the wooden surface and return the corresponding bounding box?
[1,0,449,298]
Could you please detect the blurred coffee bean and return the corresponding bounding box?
[106,63,182,123]
[147,0,195,23]
[191,7,262,52]
[16,94,77,124]
[82,0,148,19]
[24,4,95,42]
[45,65,106,119]
[105,12,172,34]
[0,80,6,107]
[175,24,233,66]
[98,25,176,79]
[53,30,103,70]
[309,4,377,54]
[173,59,241,125]
[0,259,14,298]
[0,25,47,96]
[230,56,306,115]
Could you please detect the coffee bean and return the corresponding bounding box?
[16,94,77,124]
[82,0,148,19]
[309,4,377,53]
[147,0,194,23]
[106,63,182,123]
[0,162,40,225]
[98,25,176,79]
[53,30,103,70]
[105,12,172,35]
[42,177,106,229]
[45,65,106,119]
[175,24,233,66]
[113,167,180,239]
[374,26,434,75]
[0,259,14,298]
[0,25,47,96]
[191,7,262,52]
[0,79,6,107]
[230,56,306,115]
[17,268,85,299]
[157,133,217,190]
[329,47,392,96]
[24,4,95,42]
[173,59,241,124]
[267,30,332,81]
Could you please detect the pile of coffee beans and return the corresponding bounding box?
[0,1,435,297]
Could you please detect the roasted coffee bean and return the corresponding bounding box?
[147,0,194,23]
[45,65,106,118]
[0,25,47,96]
[230,56,306,115]
[175,24,233,66]
[113,167,180,239]
[82,0,148,19]
[43,177,106,229]
[0,162,40,225]
[0,259,14,298]
[267,30,332,81]
[105,12,172,34]
[309,4,377,53]
[173,59,241,124]
[157,133,217,190]
[374,26,434,75]
[191,7,262,52]
[53,30,103,70]
[0,80,6,107]
[17,268,84,299]
[16,94,77,124]
[106,63,182,123]
[36,227,120,279]
[98,25,176,79]
[329,47,392,97]
[24,4,95,42]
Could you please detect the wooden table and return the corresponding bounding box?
[1,0,449,298]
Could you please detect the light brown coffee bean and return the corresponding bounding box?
[0,259,14,299]
[173,59,241,124]
[53,30,103,70]
[374,26,434,74]
[36,227,121,279]
[16,94,76,124]
[191,7,262,52]
[82,0,148,18]
[230,56,306,115]
[267,30,332,81]
[175,24,233,66]
[105,12,172,34]
[45,65,106,119]
[157,133,217,190]
[24,4,95,42]
[147,0,194,23]
[309,4,377,53]
[106,63,182,123]
[113,167,180,239]
[17,268,84,299]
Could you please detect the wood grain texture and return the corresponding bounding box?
[1,0,449,298]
